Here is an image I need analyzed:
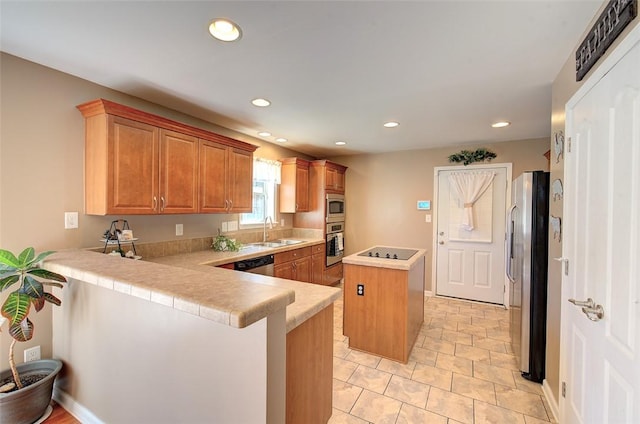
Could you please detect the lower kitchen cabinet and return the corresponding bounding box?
[324,262,343,286]
[274,247,312,283]
[311,244,325,285]
[286,304,333,424]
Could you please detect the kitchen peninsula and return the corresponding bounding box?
[42,242,340,424]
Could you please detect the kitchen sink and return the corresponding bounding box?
[246,239,304,248]
[247,242,284,248]
[272,239,303,245]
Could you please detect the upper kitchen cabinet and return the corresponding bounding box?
[320,160,347,193]
[280,158,310,213]
[159,129,199,213]
[77,99,257,215]
[199,140,253,213]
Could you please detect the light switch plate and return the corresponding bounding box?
[227,221,238,231]
[64,212,78,229]
[425,214,432,223]
[175,224,183,236]
[221,222,228,232]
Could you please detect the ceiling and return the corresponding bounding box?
[0,1,601,158]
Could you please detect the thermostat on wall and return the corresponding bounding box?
[417,200,431,210]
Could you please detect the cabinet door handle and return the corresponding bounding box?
[160,196,165,212]
[224,199,229,211]
[153,196,158,211]
[228,199,233,211]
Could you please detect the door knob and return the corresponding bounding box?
[569,298,594,308]
[581,304,604,321]
[439,232,445,236]
[439,241,445,245]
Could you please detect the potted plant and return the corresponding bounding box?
[0,248,67,424]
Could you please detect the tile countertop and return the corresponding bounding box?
[153,237,325,268]
[146,237,342,332]
[43,238,341,333]
[342,245,427,271]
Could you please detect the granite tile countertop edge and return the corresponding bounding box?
[43,239,341,333]
[145,238,342,333]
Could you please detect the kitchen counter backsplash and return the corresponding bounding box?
[91,227,323,259]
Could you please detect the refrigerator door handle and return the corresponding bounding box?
[506,204,516,283]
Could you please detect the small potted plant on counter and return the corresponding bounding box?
[0,248,67,424]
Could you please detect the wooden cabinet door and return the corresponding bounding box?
[334,169,345,192]
[325,167,345,193]
[228,147,253,213]
[312,253,324,285]
[325,167,337,191]
[294,256,312,283]
[295,165,310,212]
[108,116,159,214]
[274,262,294,280]
[198,140,229,213]
[159,130,198,214]
[280,158,310,213]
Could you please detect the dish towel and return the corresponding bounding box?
[337,233,344,251]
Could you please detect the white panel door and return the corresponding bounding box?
[561,26,640,424]
[435,164,510,304]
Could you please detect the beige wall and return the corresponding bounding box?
[331,137,549,293]
[545,1,640,407]
[0,52,308,368]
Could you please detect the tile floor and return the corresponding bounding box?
[329,292,558,424]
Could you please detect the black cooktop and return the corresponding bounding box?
[357,247,418,260]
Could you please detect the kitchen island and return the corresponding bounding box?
[342,246,426,363]
[43,246,340,424]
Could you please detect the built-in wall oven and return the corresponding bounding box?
[326,194,345,222]
[326,221,345,266]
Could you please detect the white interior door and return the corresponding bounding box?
[434,164,511,304]
[561,26,640,424]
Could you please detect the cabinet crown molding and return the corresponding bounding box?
[77,98,258,152]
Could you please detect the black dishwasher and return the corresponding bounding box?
[234,254,274,276]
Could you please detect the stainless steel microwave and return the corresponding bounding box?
[326,194,345,222]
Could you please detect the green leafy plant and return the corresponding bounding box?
[0,248,66,391]
[212,235,242,252]
[448,148,497,165]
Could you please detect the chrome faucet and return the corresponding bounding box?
[263,216,273,242]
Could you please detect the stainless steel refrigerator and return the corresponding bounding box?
[506,171,549,383]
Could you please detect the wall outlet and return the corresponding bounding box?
[357,284,364,296]
[175,223,183,236]
[24,346,41,363]
[280,219,285,226]
[64,211,79,229]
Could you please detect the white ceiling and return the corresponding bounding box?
[0,1,601,158]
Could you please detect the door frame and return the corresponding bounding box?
[559,23,640,423]
[432,162,513,307]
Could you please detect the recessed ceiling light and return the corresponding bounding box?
[251,98,271,107]
[335,141,347,146]
[491,121,511,128]
[258,131,271,137]
[383,121,399,128]
[208,19,242,42]
[276,138,287,143]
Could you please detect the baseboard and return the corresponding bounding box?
[542,379,560,422]
[53,387,104,424]
[424,290,434,297]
